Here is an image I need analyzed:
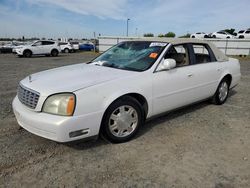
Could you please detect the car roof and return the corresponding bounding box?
[128,38,228,62]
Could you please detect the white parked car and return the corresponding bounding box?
[211,31,235,39]
[237,30,250,39]
[59,42,73,53]
[190,32,209,39]
[70,41,80,52]
[14,40,60,57]
[12,39,241,143]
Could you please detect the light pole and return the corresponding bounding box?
[126,18,130,37]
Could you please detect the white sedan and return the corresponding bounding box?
[190,32,209,39]
[211,31,235,39]
[12,39,241,143]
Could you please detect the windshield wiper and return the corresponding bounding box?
[102,63,118,68]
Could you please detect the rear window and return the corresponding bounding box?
[245,30,250,34]
[238,30,245,33]
[193,44,213,64]
[59,42,67,45]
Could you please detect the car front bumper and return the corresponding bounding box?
[12,96,103,142]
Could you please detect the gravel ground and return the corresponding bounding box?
[0,53,249,188]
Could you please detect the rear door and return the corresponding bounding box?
[187,43,222,99]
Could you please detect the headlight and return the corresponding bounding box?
[42,93,76,116]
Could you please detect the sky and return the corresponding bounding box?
[0,0,249,39]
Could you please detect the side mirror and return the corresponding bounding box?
[157,58,176,71]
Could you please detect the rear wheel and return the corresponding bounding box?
[212,79,229,105]
[64,48,69,53]
[212,35,216,38]
[51,49,59,57]
[101,96,144,143]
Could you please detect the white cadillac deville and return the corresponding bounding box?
[12,38,241,143]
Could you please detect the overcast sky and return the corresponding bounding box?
[0,0,249,38]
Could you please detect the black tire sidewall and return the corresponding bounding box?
[101,96,144,143]
[24,50,31,57]
[51,50,58,57]
[213,79,229,105]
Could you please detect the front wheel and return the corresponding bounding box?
[101,96,144,143]
[212,79,229,105]
[23,50,32,58]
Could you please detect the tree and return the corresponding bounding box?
[164,32,176,38]
[179,33,191,38]
[143,33,154,37]
[224,28,237,36]
[158,34,165,37]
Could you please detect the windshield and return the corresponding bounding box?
[92,41,167,71]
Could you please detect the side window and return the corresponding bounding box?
[192,44,213,64]
[42,41,54,45]
[245,30,250,34]
[164,44,189,67]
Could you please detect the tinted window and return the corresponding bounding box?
[59,42,67,45]
[164,44,190,67]
[193,44,212,64]
[238,30,245,33]
[42,41,54,45]
[245,30,250,34]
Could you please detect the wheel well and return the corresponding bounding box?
[223,74,232,87]
[124,93,148,117]
[51,49,59,53]
[106,93,149,119]
[23,49,32,54]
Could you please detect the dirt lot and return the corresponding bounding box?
[0,53,249,187]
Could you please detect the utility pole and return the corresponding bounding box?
[126,18,130,37]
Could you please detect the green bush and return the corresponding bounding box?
[164,32,176,38]
[143,33,154,37]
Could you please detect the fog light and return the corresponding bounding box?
[69,129,89,138]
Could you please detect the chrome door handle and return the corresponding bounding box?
[217,68,221,71]
[187,74,193,77]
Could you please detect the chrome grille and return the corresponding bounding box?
[18,84,40,109]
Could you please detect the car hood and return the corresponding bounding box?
[20,63,137,96]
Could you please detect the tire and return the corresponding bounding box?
[212,78,230,105]
[64,48,69,53]
[23,50,32,58]
[101,96,144,143]
[212,35,216,38]
[226,36,230,39]
[191,36,195,38]
[51,49,59,57]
